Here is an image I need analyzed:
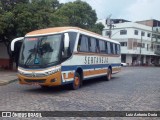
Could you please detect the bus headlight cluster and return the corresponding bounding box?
[17,67,61,77]
[18,70,24,75]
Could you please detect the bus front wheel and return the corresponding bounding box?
[70,73,81,90]
[106,69,112,81]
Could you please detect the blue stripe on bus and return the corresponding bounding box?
[61,63,121,71]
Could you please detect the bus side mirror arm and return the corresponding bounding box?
[11,37,24,52]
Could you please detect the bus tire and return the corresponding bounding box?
[106,69,112,81]
[70,72,81,90]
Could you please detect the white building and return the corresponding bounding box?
[97,19,160,66]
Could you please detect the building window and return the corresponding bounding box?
[141,31,145,36]
[137,43,141,47]
[133,41,137,48]
[152,34,156,38]
[137,43,145,48]
[106,31,111,36]
[120,30,127,35]
[120,42,127,46]
[147,44,149,51]
[157,45,160,51]
[142,43,145,48]
[134,30,138,35]
[147,33,151,37]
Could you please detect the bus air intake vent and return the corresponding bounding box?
[24,79,46,83]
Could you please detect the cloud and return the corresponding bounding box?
[59,0,160,21]
[59,0,132,19]
[123,0,160,21]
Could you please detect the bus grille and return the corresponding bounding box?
[24,79,46,83]
[23,73,47,77]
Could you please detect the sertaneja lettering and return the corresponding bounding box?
[84,56,109,64]
[84,56,87,64]
[91,57,93,64]
[88,57,90,64]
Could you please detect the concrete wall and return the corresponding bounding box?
[0,43,9,59]
[0,43,10,69]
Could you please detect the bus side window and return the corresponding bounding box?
[105,42,108,54]
[96,39,100,53]
[115,44,118,54]
[113,43,116,54]
[90,37,97,52]
[78,35,89,52]
[107,42,111,54]
[117,44,120,54]
[88,37,91,52]
[99,40,106,54]
[110,43,113,54]
[68,32,77,53]
[77,35,81,51]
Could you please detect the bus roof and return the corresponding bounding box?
[26,27,119,44]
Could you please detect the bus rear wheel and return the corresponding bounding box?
[70,72,81,90]
[106,69,112,81]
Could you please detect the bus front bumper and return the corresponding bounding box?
[18,71,62,86]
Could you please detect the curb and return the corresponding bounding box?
[0,79,18,86]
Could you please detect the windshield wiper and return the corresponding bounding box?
[40,61,59,67]
[24,53,34,66]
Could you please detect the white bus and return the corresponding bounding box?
[11,27,121,90]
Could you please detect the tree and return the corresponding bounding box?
[12,0,62,36]
[0,0,28,11]
[0,0,61,45]
[0,0,61,68]
[89,23,104,35]
[55,0,97,29]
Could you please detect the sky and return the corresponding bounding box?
[59,0,160,21]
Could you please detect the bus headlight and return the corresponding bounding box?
[18,70,24,75]
[17,67,61,77]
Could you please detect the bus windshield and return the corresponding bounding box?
[19,34,62,68]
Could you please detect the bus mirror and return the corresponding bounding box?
[63,33,70,58]
[64,33,69,48]
[11,37,24,52]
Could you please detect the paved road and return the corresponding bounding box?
[0,67,159,113]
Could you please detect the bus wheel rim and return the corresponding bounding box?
[108,70,111,79]
[109,74,111,79]
[74,77,80,86]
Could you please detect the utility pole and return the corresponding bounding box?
[139,32,143,66]
[106,14,114,39]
